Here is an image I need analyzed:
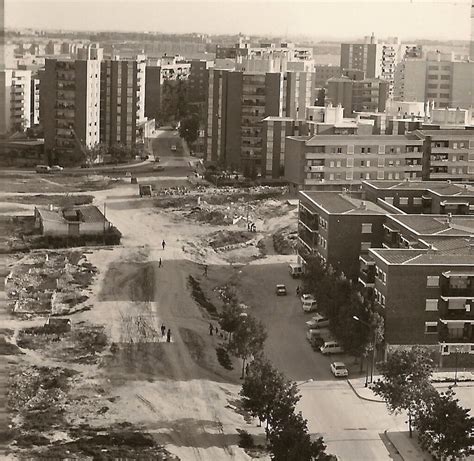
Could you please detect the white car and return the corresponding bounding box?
[275,284,287,296]
[300,293,315,303]
[330,362,348,377]
[305,314,329,329]
[50,165,63,172]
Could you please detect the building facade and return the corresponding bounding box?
[43,58,101,162]
[100,56,146,148]
[0,69,32,135]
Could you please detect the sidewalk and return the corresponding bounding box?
[385,431,433,461]
[347,377,384,402]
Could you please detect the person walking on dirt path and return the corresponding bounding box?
[166,328,171,342]
[209,323,213,336]
[161,324,166,337]
[159,258,162,268]
[162,240,166,250]
[203,265,208,277]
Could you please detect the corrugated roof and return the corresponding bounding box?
[301,191,386,214]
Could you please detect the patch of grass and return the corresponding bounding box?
[4,194,94,207]
[188,275,218,317]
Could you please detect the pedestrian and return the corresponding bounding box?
[245,363,250,376]
[209,323,213,336]
[159,258,162,268]
[162,240,166,250]
[215,326,219,335]
[204,265,208,277]
[296,286,301,296]
[166,328,171,342]
[161,324,166,336]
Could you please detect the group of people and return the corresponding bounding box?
[161,324,172,342]
[209,323,223,338]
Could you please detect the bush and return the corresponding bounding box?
[216,346,233,370]
[237,429,255,449]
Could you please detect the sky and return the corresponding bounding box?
[5,0,472,41]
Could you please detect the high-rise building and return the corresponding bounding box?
[394,51,474,109]
[326,76,389,116]
[341,35,421,97]
[205,69,316,176]
[0,69,32,135]
[30,76,40,126]
[100,55,146,148]
[43,58,101,163]
[470,0,474,61]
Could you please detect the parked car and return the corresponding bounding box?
[305,313,330,329]
[301,293,315,303]
[289,264,304,278]
[302,299,318,313]
[330,361,348,377]
[320,340,344,355]
[35,164,50,173]
[154,156,161,163]
[276,284,287,296]
[306,328,332,350]
[50,165,63,172]
[171,145,177,151]
[153,165,165,172]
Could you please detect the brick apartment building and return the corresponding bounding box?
[362,180,474,215]
[297,183,474,364]
[205,68,316,176]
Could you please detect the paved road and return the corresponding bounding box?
[298,380,406,460]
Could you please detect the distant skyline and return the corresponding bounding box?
[6,0,472,41]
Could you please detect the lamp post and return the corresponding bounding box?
[296,378,314,389]
[353,315,377,386]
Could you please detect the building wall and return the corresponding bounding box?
[284,137,307,191]
[314,65,341,88]
[225,71,243,171]
[145,66,161,122]
[451,62,474,110]
[394,59,427,102]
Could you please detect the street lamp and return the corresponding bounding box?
[296,378,314,389]
[353,315,377,387]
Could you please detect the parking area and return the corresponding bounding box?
[234,261,361,382]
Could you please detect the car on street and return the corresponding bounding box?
[35,164,51,173]
[320,340,344,355]
[171,145,177,151]
[50,165,63,172]
[153,165,165,171]
[154,156,160,162]
[302,299,318,313]
[330,361,349,377]
[275,284,287,296]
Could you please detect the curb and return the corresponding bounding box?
[346,379,384,403]
[384,430,405,461]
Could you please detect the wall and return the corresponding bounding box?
[284,137,306,191]
[145,66,161,121]
[224,71,242,170]
[451,62,474,110]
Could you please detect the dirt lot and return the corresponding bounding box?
[3,194,94,207]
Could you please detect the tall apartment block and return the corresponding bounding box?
[341,35,421,96]
[394,51,474,109]
[0,69,32,135]
[100,55,146,148]
[188,59,213,103]
[43,58,101,163]
[326,76,389,116]
[205,69,316,176]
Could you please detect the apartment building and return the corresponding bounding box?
[43,58,101,162]
[326,76,389,116]
[100,55,146,148]
[297,191,387,280]
[0,69,32,135]
[340,35,421,96]
[205,69,316,176]
[314,65,342,89]
[188,59,213,103]
[362,180,474,215]
[285,133,424,191]
[394,51,474,109]
[368,240,474,366]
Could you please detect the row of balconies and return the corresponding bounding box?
[438,321,474,343]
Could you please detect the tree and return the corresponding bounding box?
[179,114,200,145]
[240,356,299,433]
[219,302,243,342]
[372,347,436,437]
[268,411,334,461]
[228,314,267,378]
[415,388,474,460]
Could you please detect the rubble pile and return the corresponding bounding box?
[5,251,97,316]
[273,226,298,255]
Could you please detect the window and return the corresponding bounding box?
[425,299,438,311]
[361,241,371,251]
[399,197,408,205]
[361,223,372,234]
[413,197,422,206]
[337,147,342,153]
[425,322,438,334]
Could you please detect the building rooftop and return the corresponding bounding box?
[36,205,106,224]
[370,246,474,266]
[363,180,474,196]
[387,214,474,237]
[300,191,387,215]
[263,116,295,122]
[305,134,423,145]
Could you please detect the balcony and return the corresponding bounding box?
[438,321,474,343]
[298,225,317,251]
[359,261,375,288]
[304,165,325,172]
[440,273,474,297]
[439,298,474,321]
[431,147,470,154]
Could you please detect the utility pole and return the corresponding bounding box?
[103,202,107,245]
